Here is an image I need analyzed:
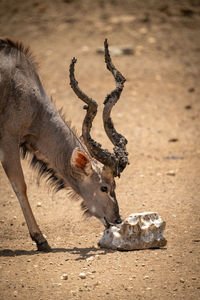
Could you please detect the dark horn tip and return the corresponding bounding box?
[72,57,77,64]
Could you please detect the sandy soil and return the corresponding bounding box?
[0,0,200,299]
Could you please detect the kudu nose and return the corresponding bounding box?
[115,217,123,224]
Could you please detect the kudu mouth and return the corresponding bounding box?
[102,216,122,229]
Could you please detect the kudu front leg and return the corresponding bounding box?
[1,145,51,252]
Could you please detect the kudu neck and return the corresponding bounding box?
[32,94,85,192]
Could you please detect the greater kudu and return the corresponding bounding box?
[0,39,128,251]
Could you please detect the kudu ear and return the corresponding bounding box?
[71,148,92,176]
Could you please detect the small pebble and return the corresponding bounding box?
[70,290,76,295]
[13,291,18,297]
[81,45,90,53]
[79,272,86,279]
[61,273,68,280]
[94,281,101,287]
[86,256,94,262]
[109,15,136,24]
[180,279,185,283]
[185,105,192,110]
[168,138,178,142]
[193,239,200,242]
[188,87,195,93]
[167,170,176,176]
[37,202,42,207]
[163,286,167,289]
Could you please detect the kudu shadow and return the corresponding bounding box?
[0,246,114,260]
[0,246,167,259]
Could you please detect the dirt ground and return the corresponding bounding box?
[0,0,200,299]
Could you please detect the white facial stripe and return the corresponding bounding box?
[110,196,115,203]
[0,149,4,161]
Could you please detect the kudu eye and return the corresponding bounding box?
[100,186,108,193]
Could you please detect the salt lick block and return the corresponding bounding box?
[98,212,167,250]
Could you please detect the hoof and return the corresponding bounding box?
[37,240,52,252]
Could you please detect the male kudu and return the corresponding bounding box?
[0,39,128,251]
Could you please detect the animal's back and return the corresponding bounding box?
[0,39,48,138]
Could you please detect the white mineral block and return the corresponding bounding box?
[98,212,167,250]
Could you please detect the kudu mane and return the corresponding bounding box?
[0,38,38,69]
[20,120,81,200]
